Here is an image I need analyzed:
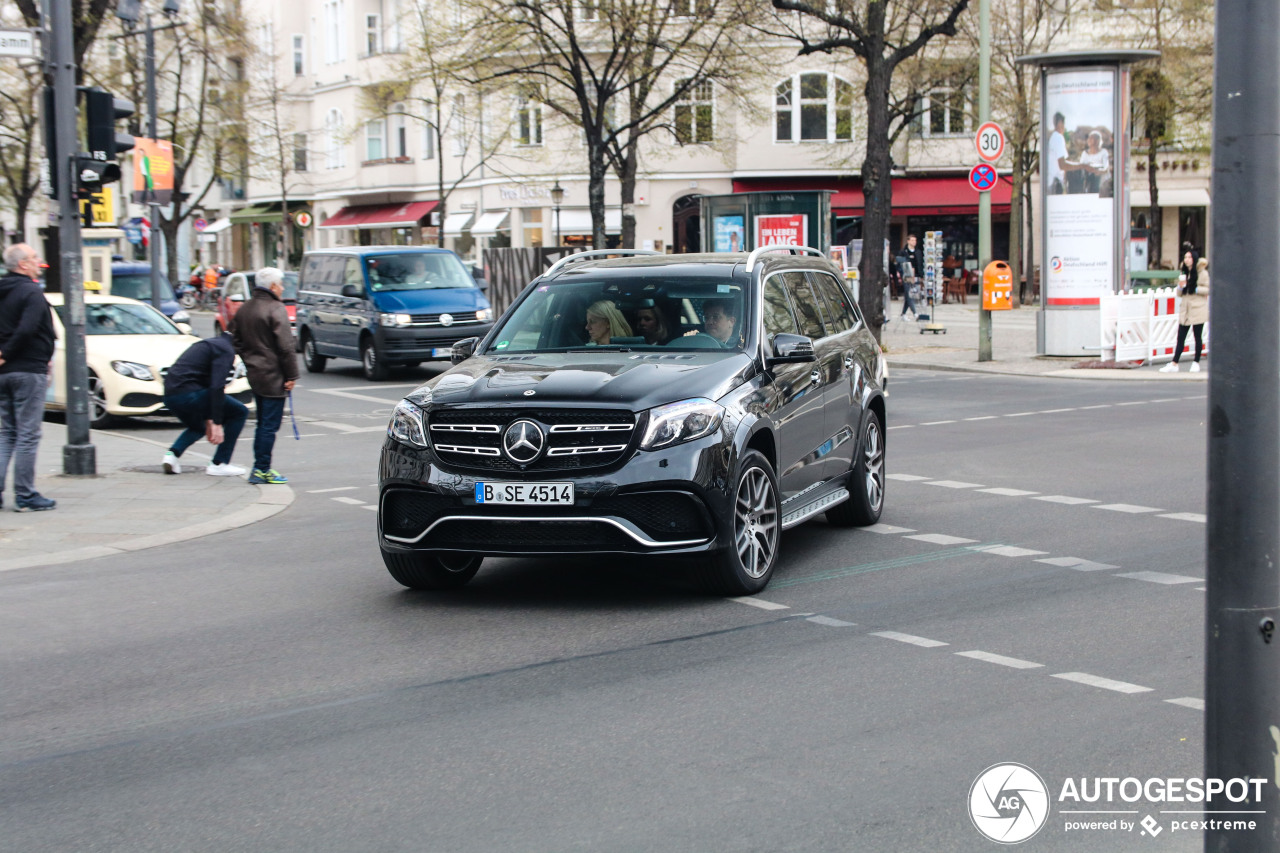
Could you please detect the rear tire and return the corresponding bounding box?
[381,549,482,590]
[694,450,780,595]
[826,409,885,527]
[362,338,390,381]
[302,331,327,373]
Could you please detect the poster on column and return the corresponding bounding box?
[712,215,745,252]
[755,213,806,249]
[1043,68,1116,305]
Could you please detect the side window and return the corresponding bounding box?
[762,275,799,341]
[302,255,325,290]
[783,271,826,340]
[809,271,855,333]
[344,258,365,292]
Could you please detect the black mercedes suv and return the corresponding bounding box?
[377,246,888,595]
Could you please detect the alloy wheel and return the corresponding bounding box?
[734,466,778,579]
[88,373,108,424]
[863,418,884,514]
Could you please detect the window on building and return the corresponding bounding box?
[365,14,380,55]
[325,108,345,168]
[323,0,344,64]
[293,133,308,171]
[674,78,713,144]
[775,72,854,142]
[669,0,711,17]
[391,104,408,157]
[578,0,600,21]
[452,94,466,156]
[915,75,971,138]
[366,118,385,161]
[516,95,542,146]
[292,35,305,76]
[422,103,436,160]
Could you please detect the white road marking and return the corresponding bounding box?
[1149,398,1183,403]
[1079,405,1111,410]
[887,425,915,430]
[905,533,979,546]
[362,505,378,512]
[1005,412,1037,417]
[729,597,789,611]
[925,480,985,489]
[1195,587,1206,592]
[1034,495,1099,505]
[309,420,389,434]
[871,631,949,648]
[978,487,1040,497]
[969,545,1050,558]
[887,474,931,481]
[1052,672,1153,694]
[308,486,359,493]
[1035,557,1118,572]
[1116,401,1148,406]
[964,416,998,421]
[331,497,367,505]
[1160,512,1207,523]
[807,615,856,627]
[1093,503,1163,514]
[1038,408,1076,414]
[863,523,917,534]
[1166,698,1205,710]
[310,385,417,405]
[956,650,1044,669]
[919,420,956,426]
[1116,571,1202,585]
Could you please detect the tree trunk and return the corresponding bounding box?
[1147,145,1161,267]
[588,145,608,250]
[1008,157,1023,308]
[436,123,446,249]
[163,215,180,290]
[14,194,30,244]
[859,58,893,344]
[1024,182,1034,304]
[618,144,638,250]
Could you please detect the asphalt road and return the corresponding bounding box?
[0,324,1215,851]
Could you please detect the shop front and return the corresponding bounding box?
[319,200,438,248]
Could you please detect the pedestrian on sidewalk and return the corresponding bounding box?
[1161,256,1210,373]
[230,267,298,485]
[896,235,921,320]
[0,244,57,511]
[161,330,248,476]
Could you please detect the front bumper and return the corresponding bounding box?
[377,432,734,557]
[376,323,494,361]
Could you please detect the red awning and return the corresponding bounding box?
[319,200,438,230]
[732,177,1012,216]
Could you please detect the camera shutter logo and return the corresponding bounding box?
[502,420,545,464]
[969,763,1050,844]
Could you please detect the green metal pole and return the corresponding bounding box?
[977,0,993,362]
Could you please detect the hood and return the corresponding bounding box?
[371,287,489,313]
[71,333,201,372]
[415,350,755,412]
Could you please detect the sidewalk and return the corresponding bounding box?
[0,422,294,573]
[881,297,1208,381]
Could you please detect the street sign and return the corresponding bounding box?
[974,121,1005,162]
[193,217,208,231]
[0,28,37,58]
[969,163,998,193]
[77,187,115,227]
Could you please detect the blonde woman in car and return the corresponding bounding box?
[585,300,633,345]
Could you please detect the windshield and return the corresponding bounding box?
[56,302,183,335]
[111,273,176,302]
[487,276,748,354]
[282,272,299,302]
[364,252,475,292]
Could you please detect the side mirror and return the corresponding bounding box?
[340,283,363,299]
[766,333,817,365]
[228,292,245,303]
[451,336,478,365]
[176,322,193,335]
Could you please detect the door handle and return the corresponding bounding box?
[844,354,854,370]
[810,369,821,385]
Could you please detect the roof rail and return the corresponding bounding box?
[744,244,826,273]
[543,248,662,278]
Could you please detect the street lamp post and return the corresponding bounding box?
[550,181,564,248]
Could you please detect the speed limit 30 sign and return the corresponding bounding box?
[975,121,1005,162]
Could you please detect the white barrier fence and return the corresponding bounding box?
[1100,287,1209,364]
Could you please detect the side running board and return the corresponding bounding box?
[780,486,851,529]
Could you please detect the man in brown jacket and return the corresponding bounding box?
[230,267,298,484]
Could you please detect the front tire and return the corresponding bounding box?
[87,370,112,429]
[381,549,482,590]
[827,409,885,527]
[695,450,780,595]
[361,338,390,381]
[302,331,327,373]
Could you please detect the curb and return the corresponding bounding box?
[886,358,1210,381]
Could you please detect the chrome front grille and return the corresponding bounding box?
[409,311,480,326]
[427,408,638,472]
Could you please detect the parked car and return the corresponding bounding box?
[295,247,493,381]
[109,262,191,327]
[44,292,252,428]
[214,270,299,337]
[376,246,888,595]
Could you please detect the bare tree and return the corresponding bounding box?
[15,0,114,84]
[766,0,971,342]
[245,17,305,267]
[0,61,43,242]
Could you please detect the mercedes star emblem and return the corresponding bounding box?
[502,419,545,464]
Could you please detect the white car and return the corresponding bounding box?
[44,292,252,428]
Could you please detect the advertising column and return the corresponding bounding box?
[1040,67,1122,355]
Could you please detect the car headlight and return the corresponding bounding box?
[379,312,412,326]
[388,399,428,448]
[171,309,190,323]
[111,360,155,381]
[640,398,724,450]
[475,308,491,322]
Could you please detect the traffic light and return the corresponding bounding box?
[83,88,136,161]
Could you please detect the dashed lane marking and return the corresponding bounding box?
[871,631,949,648]
[964,416,998,421]
[905,533,979,545]
[1052,672,1153,694]
[362,506,378,512]
[308,420,388,434]
[888,473,930,481]
[769,546,991,588]
[925,480,984,489]
[886,425,915,430]
[1093,503,1163,514]
[1160,512,1206,523]
[919,420,957,426]
[970,545,1050,558]
[308,486,359,493]
[1035,557,1118,572]
[308,386,416,405]
[1079,405,1111,410]
[331,497,367,506]
[979,487,1040,496]
[1005,412,1037,417]
[729,597,789,611]
[807,615,856,627]
[1038,408,1076,414]
[1033,495,1099,505]
[863,523,917,534]
[955,650,1044,669]
[1116,401,1149,406]
[1116,571,1202,585]
[1167,698,1205,710]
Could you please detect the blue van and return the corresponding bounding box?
[295,247,493,380]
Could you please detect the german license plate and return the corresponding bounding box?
[475,482,574,505]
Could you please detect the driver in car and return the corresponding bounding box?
[701,299,738,347]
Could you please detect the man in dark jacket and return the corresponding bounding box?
[0,244,57,511]
[230,267,298,485]
[161,330,248,476]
